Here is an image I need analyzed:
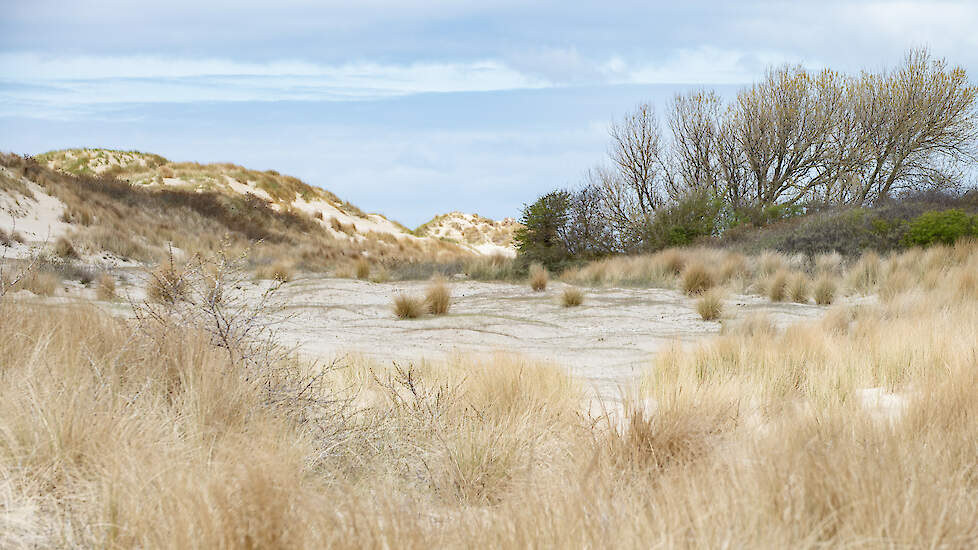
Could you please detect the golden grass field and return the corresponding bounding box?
[2,242,978,548]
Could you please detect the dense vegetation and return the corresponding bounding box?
[516,49,978,268]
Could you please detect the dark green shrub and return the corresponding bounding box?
[514,190,572,271]
[728,203,806,229]
[641,190,722,251]
[903,209,978,246]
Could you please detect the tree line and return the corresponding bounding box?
[516,49,978,267]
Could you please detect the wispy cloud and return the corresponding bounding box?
[0,48,787,117]
[0,53,556,112]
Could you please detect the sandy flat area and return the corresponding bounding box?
[269,277,828,400]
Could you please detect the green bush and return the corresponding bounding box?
[514,190,572,270]
[728,202,806,229]
[904,209,978,246]
[641,190,723,251]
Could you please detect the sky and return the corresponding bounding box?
[1,1,977,227]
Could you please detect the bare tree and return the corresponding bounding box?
[667,90,722,199]
[850,49,978,204]
[733,65,846,206]
[607,103,668,217]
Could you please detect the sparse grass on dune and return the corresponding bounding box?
[3,243,978,547]
[1,154,478,270]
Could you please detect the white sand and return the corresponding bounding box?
[263,277,828,401]
[0,175,70,247]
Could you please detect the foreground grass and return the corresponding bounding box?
[2,242,978,548]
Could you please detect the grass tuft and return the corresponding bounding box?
[53,236,78,259]
[425,276,452,315]
[814,276,837,305]
[561,286,584,307]
[766,270,789,302]
[147,257,187,303]
[355,258,371,280]
[696,289,724,320]
[257,260,294,282]
[393,293,424,319]
[788,273,810,303]
[529,263,549,291]
[96,273,117,300]
[681,263,715,295]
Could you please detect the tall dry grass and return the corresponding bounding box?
[424,276,451,314]
[560,286,584,307]
[528,263,548,291]
[695,288,724,320]
[393,293,424,319]
[2,242,977,548]
[96,273,116,300]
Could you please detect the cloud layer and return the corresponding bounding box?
[1,1,976,225]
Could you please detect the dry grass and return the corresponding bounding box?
[52,236,77,259]
[561,286,584,307]
[146,257,187,303]
[847,250,881,293]
[6,270,61,296]
[355,257,371,280]
[393,293,425,319]
[424,276,451,315]
[96,273,116,300]
[3,242,978,548]
[814,276,837,305]
[256,260,295,282]
[695,288,724,320]
[718,253,748,283]
[788,273,810,303]
[681,262,715,295]
[659,248,687,274]
[766,269,790,302]
[1,154,477,271]
[529,263,548,291]
[759,250,788,275]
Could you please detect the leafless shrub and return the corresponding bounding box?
[133,244,292,372]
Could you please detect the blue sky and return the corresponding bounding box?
[2,1,977,227]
